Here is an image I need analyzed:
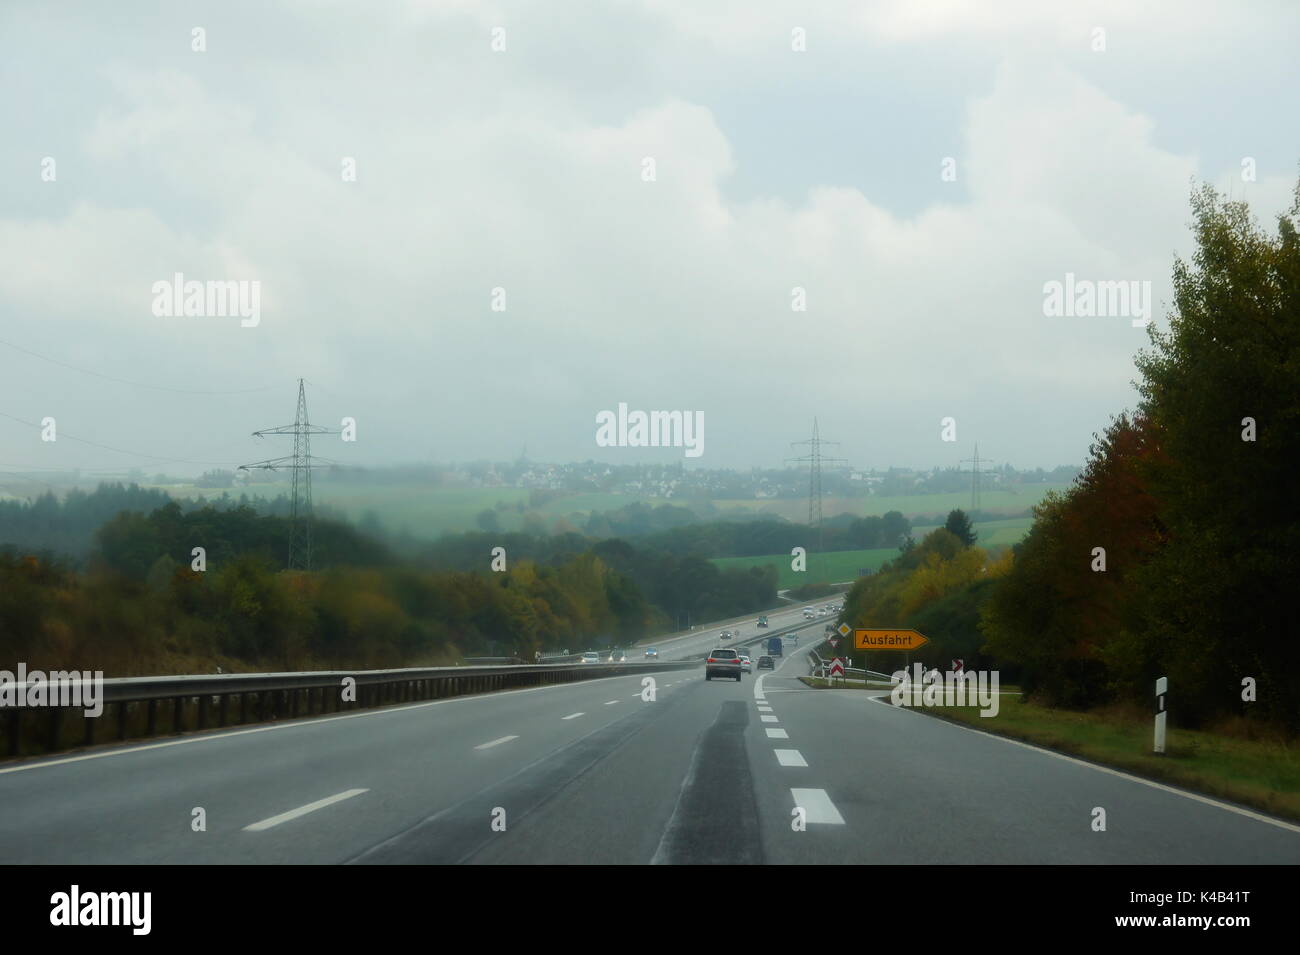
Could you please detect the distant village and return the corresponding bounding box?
[295,459,1079,500]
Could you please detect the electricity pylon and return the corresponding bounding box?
[787,418,847,577]
[239,378,338,570]
[960,443,996,514]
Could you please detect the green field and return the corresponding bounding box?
[711,485,1070,523]
[709,515,1035,586]
[712,547,898,588]
[146,479,1055,542]
[912,515,1035,549]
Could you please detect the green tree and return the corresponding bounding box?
[1131,180,1300,728]
[943,509,977,546]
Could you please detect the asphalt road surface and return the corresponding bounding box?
[2,607,1296,864]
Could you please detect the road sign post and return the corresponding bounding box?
[1154,676,1168,754]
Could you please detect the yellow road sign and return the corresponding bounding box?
[854,629,929,650]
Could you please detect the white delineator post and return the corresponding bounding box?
[1154,676,1168,754]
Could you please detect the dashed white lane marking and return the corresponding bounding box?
[760,715,779,723]
[605,700,620,705]
[562,712,585,720]
[864,696,1300,834]
[775,749,807,767]
[792,788,845,824]
[474,735,518,750]
[765,728,789,739]
[757,704,773,712]
[243,789,368,832]
[0,674,647,778]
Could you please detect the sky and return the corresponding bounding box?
[1,0,1298,479]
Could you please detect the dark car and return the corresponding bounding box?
[705,648,742,682]
[757,655,775,670]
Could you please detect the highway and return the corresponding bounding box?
[1,599,1296,864]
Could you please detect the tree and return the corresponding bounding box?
[943,509,977,546]
[1130,180,1300,728]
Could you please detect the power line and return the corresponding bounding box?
[0,409,235,468]
[0,337,280,395]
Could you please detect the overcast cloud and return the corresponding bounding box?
[2,0,1297,476]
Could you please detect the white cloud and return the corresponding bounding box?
[0,1,1295,474]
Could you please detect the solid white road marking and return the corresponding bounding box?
[864,696,1300,835]
[474,735,518,750]
[792,788,845,824]
[562,712,585,720]
[775,749,807,767]
[761,715,779,723]
[243,788,368,832]
[765,728,789,739]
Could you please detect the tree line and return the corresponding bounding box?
[840,182,1300,733]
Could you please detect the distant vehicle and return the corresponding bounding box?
[739,654,752,673]
[757,655,775,670]
[706,648,742,682]
[609,650,626,663]
[802,608,815,619]
[818,609,828,616]
[767,636,783,657]
[644,647,658,658]
[580,652,601,664]
[757,615,769,628]
[719,629,731,640]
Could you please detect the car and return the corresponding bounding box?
[608,650,626,663]
[580,651,601,664]
[644,647,658,658]
[757,615,769,628]
[757,655,774,670]
[705,648,742,681]
[739,654,752,673]
[803,609,815,619]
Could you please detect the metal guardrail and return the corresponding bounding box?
[1,659,698,760]
[806,649,893,682]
